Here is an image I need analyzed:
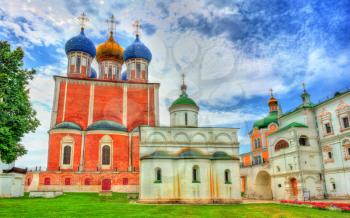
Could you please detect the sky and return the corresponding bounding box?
[1,0,350,169]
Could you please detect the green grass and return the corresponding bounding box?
[0,193,348,218]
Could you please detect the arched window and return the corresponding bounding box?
[102,145,111,165]
[224,169,231,184]
[328,151,333,159]
[276,166,280,172]
[155,168,162,183]
[192,165,200,183]
[63,145,71,165]
[275,140,289,151]
[299,135,309,146]
[76,55,81,73]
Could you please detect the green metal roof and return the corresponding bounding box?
[253,111,278,129]
[210,151,236,160]
[272,122,308,134]
[87,120,127,131]
[53,122,82,130]
[170,92,198,108]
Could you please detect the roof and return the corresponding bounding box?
[141,149,238,160]
[3,167,27,174]
[65,28,96,57]
[124,35,152,62]
[281,89,350,118]
[272,122,308,134]
[53,122,82,131]
[87,120,127,131]
[253,111,278,129]
[170,92,198,109]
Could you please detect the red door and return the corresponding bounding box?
[102,179,111,191]
[291,178,298,196]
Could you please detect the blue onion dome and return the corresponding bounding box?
[89,68,97,78]
[123,35,152,62]
[65,28,96,57]
[121,70,127,80]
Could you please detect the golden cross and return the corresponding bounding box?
[133,20,141,36]
[77,12,89,30]
[107,15,119,34]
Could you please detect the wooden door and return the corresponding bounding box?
[291,178,298,196]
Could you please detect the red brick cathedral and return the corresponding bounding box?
[26,15,159,192]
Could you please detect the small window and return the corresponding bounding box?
[44,177,50,185]
[123,178,128,185]
[64,178,71,185]
[108,65,113,78]
[192,165,200,183]
[319,173,322,181]
[332,182,336,191]
[185,113,188,126]
[155,168,161,183]
[84,178,91,185]
[328,151,333,159]
[76,55,81,73]
[348,147,350,156]
[136,62,141,78]
[63,145,71,165]
[27,178,31,186]
[289,164,293,170]
[278,184,282,188]
[299,135,309,146]
[325,123,332,134]
[224,169,231,184]
[276,166,280,172]
[343,117,349,129]
[102,145,111,165]
[254,138,261,149]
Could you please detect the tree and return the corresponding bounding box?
[0,41,40,163]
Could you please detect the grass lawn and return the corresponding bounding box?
[0,193,349,218]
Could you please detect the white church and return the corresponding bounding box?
[138,77,241,203]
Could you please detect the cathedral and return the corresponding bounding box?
[25,14,241,203]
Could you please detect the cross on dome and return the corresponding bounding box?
[302,82,306,93]
[269,88,274,97]
[77,12,89,30]
[181,73,187,93]
[107,15,119,35]
[133,20,141,36]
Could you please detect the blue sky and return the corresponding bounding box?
[1,0,350,168]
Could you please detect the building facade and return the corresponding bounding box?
[240,87,350,200]
[139,82,241,203]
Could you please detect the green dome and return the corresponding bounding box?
[211,151,231,160]
[53,122,82,130]
[170,92,198,108]
[87,120,127,131]
[177,149,206,159]
[253,111,278,129]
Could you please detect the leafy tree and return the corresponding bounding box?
[0,41,40,163]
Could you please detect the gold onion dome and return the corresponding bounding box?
[268,96,278,106]
[96,32,124,63]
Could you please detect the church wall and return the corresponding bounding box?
[127,86,154,131]
[55,81,66,124]
[93,85,124,124]
[47,132,82,171]
[83,133,129,171]
[64,82,91,129]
